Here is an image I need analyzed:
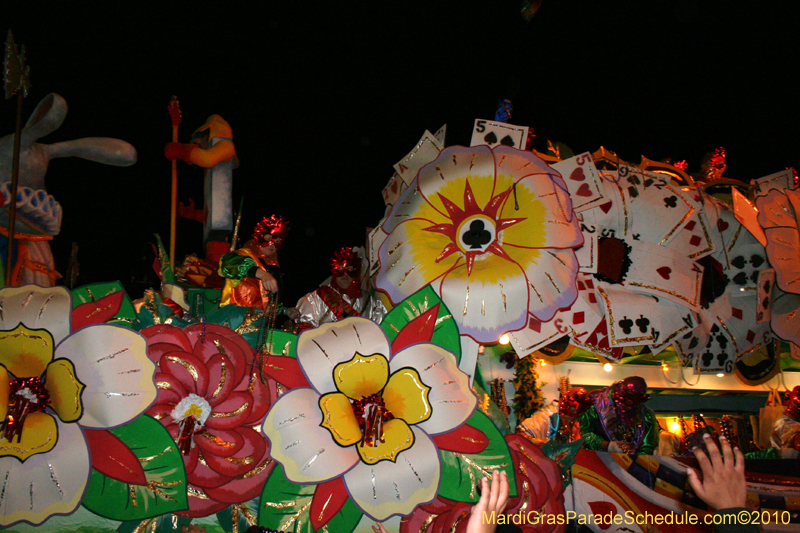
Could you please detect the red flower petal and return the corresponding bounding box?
[185,323,255,364]
[205,353,238,407]
[391,304,440,353]
[202,427,266,478]
[506,434,563,496]
[142,324,193,353]
[84,429,147,485]
[505,450,550,515]
[147,342,188,366]
[152,371,188,404]
[72,290,124,330]
[204,392,253,430]
[187,450,234,488]
[240,370,273,425]
[160,351,210,397]
[190,332,248,385]
[431,423,488,454]
[146,403,176,425]
[310,477,349,530]
[202,455,274,504]
[174,494,229,518]
[168,423,199,474]
[194,427,244,458]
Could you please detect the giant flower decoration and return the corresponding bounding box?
[263,316,477,521]
[377,145,582,343]
[0,286,155,527]
[142,323,274,517]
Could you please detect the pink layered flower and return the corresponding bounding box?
[142,323,274,516]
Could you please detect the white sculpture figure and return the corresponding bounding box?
[0,93,137,286]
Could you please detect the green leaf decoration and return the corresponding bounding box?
[154,234,176,284]
[258,464,362,533]
[82,415,188,521]
[261,329,298,359]
[438,410,517,503]
[539,439,584,489]
[205,303,266,348]
[186,287,222,317]
[472,379,511,435]
[116,514,192,533]
[71,281,136,327]
[380,285,461,362]
[216,500,259,533]
[132,290,193,331]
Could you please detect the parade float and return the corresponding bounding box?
[1,31,799,533]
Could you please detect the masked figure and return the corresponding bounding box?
[218,215,288,309]
[289,247,385,330]
[580,376,660,455]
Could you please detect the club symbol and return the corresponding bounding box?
[716,353,728,366]
[715,334,728,350]
[462,220,492,249]
[664,196,678,208]
[619,316,634,334]
[635,315,650,333]
[702,351,714,367]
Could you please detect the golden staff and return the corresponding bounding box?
[167,96,181,267]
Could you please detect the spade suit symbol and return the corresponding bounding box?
[484,131,498,145]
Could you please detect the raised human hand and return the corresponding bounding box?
[466,469,509,533]
[687,433,747,510]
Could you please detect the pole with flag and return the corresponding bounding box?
[167,96,181,268]
[3,31,32,286]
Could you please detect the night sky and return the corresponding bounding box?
[4,1,799,305]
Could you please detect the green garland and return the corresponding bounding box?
[512,355,546,426]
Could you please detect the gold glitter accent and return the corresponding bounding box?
[225,455,254,466]
[436,167,445,180]
[399,264,418,286]
[450,511,471,533]
[546,219,571,226]
[188,486,210,499]
[419,514,438,533]
[164,356,199,381]
[211,402,249,418]
[453,453,509,499]
[198,432,236,448]
[727,224,743,253]
[463,285,470,316]
[318,492,334,521]
[0,430,54,454]
[236,308,262,335]
[389,324,400,333]
[210,362,228,399]
[213,339,228,357]
[528,279,543,302]
[544,273,561,294]
[498,154,507,167]
[481,300,485,316]
[84,301,115,319]
[0,328,50,347]
[452,154,458,165]
[407,300,420,316]
[387,240,404,256]
[434,314,452,327]
[385,259,400,273]
[172,515,178,530]
[131,519,153,533]
[626,267,702,307]
[499,283,507,312]
[469,154,476,170]
[547,251,567,266]
[240,457,273,479]
[264,500,297,509]
[139,446,174,463]
[517,160,532,171]
[129,485,138,508]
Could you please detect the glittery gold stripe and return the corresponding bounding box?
[164,356,199,381]
[139,446,173,463]
[225,455,254,465]
[198,432,236,448]
[211,362,227,399]
[211,402,249,418]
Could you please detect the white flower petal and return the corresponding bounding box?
[0,286,71,345]
[297,317,390,395]
[390,344,476,435]
[263,387,359,484]
[772,289,800,346]
[439,262,529,343]
[344,427,440,521]
[520,248,580,321]
[54,324,156,429]
[377,219,458,305]
[0,418,90,527]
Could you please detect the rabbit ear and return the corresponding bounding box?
[21,93,68,145]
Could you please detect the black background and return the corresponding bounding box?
[5,1,799,305]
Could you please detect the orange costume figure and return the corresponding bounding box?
[218,215,289,308]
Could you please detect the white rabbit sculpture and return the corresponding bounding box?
[0,92,137,286]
